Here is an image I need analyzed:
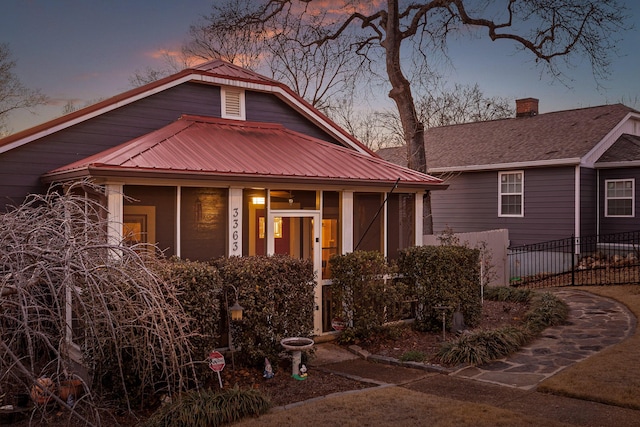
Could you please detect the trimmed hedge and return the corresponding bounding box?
[213,255,316,366]
[330,251,406,342]
[159,257,223,375]
[398,245,482,331]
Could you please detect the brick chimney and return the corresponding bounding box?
[516,98,539,117]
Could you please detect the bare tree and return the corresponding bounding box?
[0,183,198,423]
[226,0,628,232]
[0,44,49,136]
[129,50,196,87]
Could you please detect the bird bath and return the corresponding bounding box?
[280,337,314,379]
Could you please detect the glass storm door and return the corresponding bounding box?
[268,211,322,334]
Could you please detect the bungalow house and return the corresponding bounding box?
[0,59,446,336]
[378,98,640,249]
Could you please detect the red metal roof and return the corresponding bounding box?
[43,115,444,189]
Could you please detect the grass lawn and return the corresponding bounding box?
[234,386,570,427]
[538,285,640,409]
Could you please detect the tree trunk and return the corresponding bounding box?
[382,0,432,234]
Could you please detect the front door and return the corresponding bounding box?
[268,211,322,335]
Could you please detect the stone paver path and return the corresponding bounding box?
[451,289,636,390]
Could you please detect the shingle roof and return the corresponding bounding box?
[597,134,640,163]
[377,104,638,171]
[43,115,444,189]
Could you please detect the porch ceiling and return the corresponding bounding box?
[43,115,445,190]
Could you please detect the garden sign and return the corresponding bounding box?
[208,350,226,388]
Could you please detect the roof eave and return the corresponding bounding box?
[428,157,582,173]
[42,165,447,191]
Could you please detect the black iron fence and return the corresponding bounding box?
[508,230,640,288]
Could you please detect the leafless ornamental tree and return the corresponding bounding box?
[0,183,198,424]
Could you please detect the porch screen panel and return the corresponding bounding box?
[322,191,341,279]
[181,187,228,261]
[353,193,383,253]
[124,185,176,257]
[387,193,415,260]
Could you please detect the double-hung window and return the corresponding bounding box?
[605,179,634,217]
[499,171,523,217]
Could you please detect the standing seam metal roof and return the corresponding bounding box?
[44,115,444,188]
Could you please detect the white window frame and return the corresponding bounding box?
[498,171,524,217]
[605,179,635,217]
[221,86,246,120]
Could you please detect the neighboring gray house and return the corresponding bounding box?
[379,98,640,248]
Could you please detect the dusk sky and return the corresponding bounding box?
[2,0,640,135]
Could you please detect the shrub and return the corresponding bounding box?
[523,292,570,334]
[142,386,271,427]
[438,326,531,366]
[159,258,223,377]
[484,286,533,303]
[330,251,406,341]
[437,291,568,366]
[398,245,482,331]
[399,350,427,362]
[213,255,315,367]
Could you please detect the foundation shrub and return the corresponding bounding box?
[213,255,315,367]
[330,251,406,342]
[398,245,482,332]
[158,258,223,377]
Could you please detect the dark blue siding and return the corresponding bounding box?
[431,167,576,247]
[246,92,341,144]
[598,168,640,234]
[1,81,343,212]
[580,167,598,237]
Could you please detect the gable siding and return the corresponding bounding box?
[598,168,640,234]
[246,91,342,144]
[431,167,576,247]
[1,82,352,212]
[1,82,220,211]
[580,167,598,237]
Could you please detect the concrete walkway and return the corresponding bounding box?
[312,288,636,390]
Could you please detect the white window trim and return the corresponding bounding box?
[498,170,524,218]
[221,86,246,120]
[605,178,635,218]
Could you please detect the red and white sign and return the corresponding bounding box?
[331,318,346,331]
[208,351,226,372]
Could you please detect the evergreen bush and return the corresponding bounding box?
[398,245,482,331]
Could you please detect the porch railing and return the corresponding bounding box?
[508,230,640,288]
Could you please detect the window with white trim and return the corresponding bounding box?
[499,171,523,217]
[605,179,634,217]
[221,87,245,120]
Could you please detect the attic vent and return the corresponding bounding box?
[222,87,245,120]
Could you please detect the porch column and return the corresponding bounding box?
[228,188,243,256]
[341,191,353,253]
[415,192,424,246]
[105,183,124,248]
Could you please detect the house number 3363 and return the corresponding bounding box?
[232,207,240,253]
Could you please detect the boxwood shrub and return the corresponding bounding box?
[398,245,482,332]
